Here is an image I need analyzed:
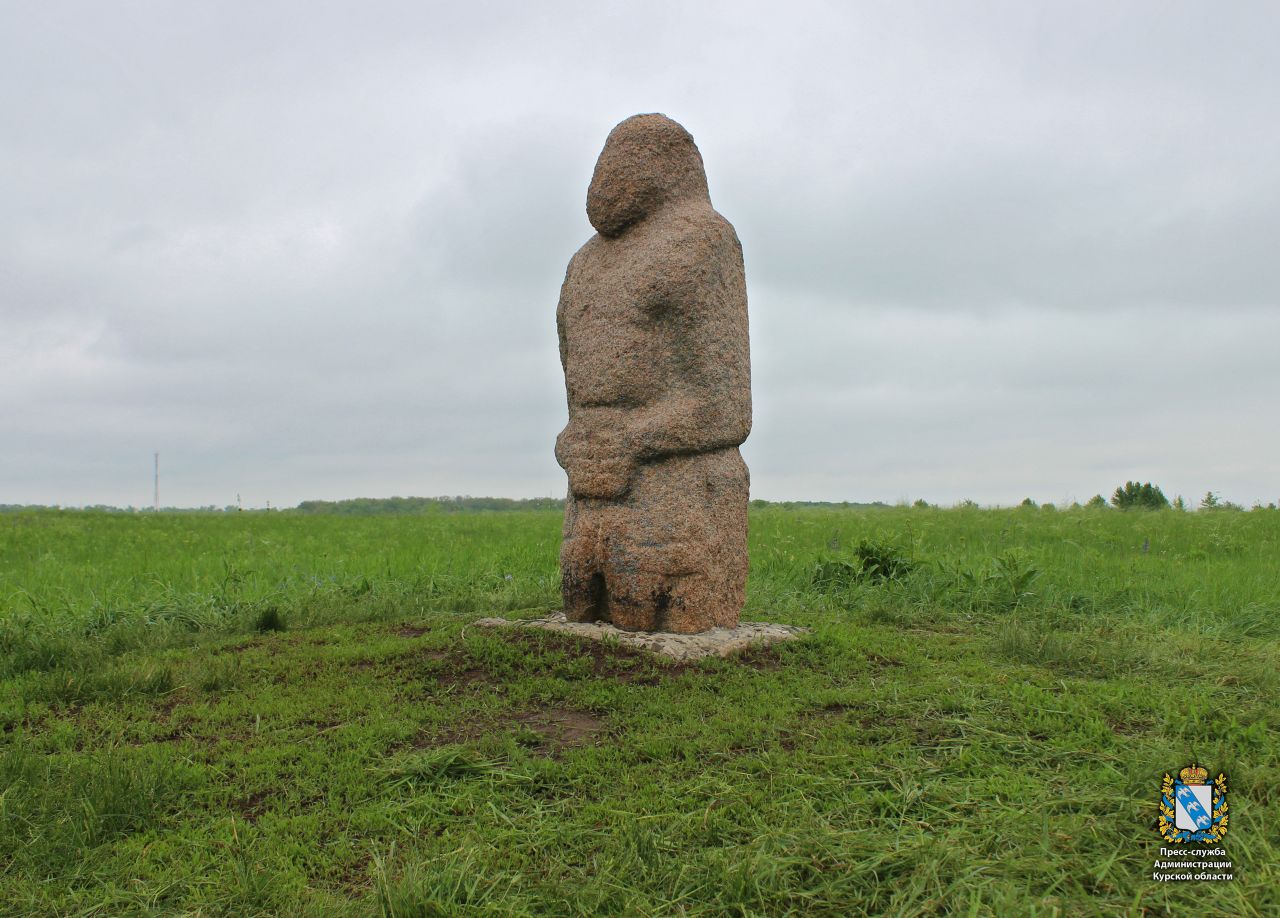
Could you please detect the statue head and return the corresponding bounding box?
[586,114,711,238]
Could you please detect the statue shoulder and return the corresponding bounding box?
[570,234,604,267]
[561,235,605,290]
[657,206,743,288]
[665,204,741,255]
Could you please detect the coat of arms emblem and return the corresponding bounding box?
[1158,763,1228,843]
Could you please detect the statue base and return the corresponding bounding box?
[472,612,807,662]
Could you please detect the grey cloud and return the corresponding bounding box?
[2,1,1277,508]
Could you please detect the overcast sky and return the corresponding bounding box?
[3,1,1277,508]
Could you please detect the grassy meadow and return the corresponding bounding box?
[1,505,1277,915]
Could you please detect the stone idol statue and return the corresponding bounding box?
[555,114,751,634]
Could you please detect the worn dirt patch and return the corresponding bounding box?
[732,643,787,670]
[152,690,188,719]
[437,665,490,688]
[237,789,272,823]
[514,707,607,752]
[354,624,795,708]
[782,700,863,746]
[334,852,374,897]
[219,639,258,655]
[394,625,429,638]
[812,700,859,715]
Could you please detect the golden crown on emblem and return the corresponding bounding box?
[1179,764,1209,785]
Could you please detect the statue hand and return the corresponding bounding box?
[566,457,633,500]
[556,421,635,499]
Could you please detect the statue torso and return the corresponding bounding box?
[558,205,731,412]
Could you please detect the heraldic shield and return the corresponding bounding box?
[1175,780,1212,831]
[1158,763,1228,843]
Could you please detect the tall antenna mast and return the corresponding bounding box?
[153,452,160,512]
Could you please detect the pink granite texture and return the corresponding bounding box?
[555,114,751,633]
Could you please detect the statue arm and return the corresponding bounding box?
[555,251,636,499]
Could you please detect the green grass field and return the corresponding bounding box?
[2,506,1277,916]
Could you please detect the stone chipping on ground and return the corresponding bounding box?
[473,612,807,662]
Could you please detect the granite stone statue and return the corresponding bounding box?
[555,113,751,633]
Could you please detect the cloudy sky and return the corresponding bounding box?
[3,1,1277,508]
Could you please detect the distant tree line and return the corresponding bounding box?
[0,504,232,513]
[1075,482,1263,512]
[292,496,565,515]
[750,500,890,510]
[3,489,1273,515]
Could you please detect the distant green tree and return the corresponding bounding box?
[1200,491,1244,511]
[912,498,932,509]
[1111,481,1169,510]
[1172,495,1187,512]
[1020,498,1037,508]
[1085,494,1109,509]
